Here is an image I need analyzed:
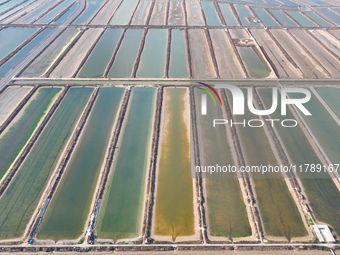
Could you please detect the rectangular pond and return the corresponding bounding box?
[37,87,124,241]
[195,88,251,239]
[237,47,269,78]
[97,87,155,241]
[78,29,123,78]
[168,29,189,78]
[201,1,222,26]
[110,0,139,25]
[136,29,167,78]
[218,3,238,26]
[108,29,144,78]
[154,88,195,241]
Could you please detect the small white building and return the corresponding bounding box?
[312,225,335,243]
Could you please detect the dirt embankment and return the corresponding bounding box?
[28,87,100,241]
[132,29,147,78]
[0,86,69,199]
[184,29,193,78]
[143,86,163,240]
[205,29,220,79]
[189,86,207,243]
[164,29,171,78]
[0,244,335,253]
[220,89,264,242]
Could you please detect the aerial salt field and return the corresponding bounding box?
[0,0,340,252]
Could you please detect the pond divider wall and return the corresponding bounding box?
[220,88,263,242]
[0,85,36,135]
[164,29,171,78]
[205,29,220,78]
[0,86,68,200]
[258,45,279,77]
[86,87,131,236]
[28,87,100,240]
[143,86,162,240]
[88,0,110,24]
[182,0,188,26]
[0,244,334,253]
[105,0,124,25]
[251,43,274,74]
[184,29,193,78]
[145,0,155,25]
[213,2,226,26]
[189,86,206,243]
[132,29,147,78]
[164,0,170,25]
[229,4,242,27]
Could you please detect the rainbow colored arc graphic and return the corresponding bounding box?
[198,82,222,106]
